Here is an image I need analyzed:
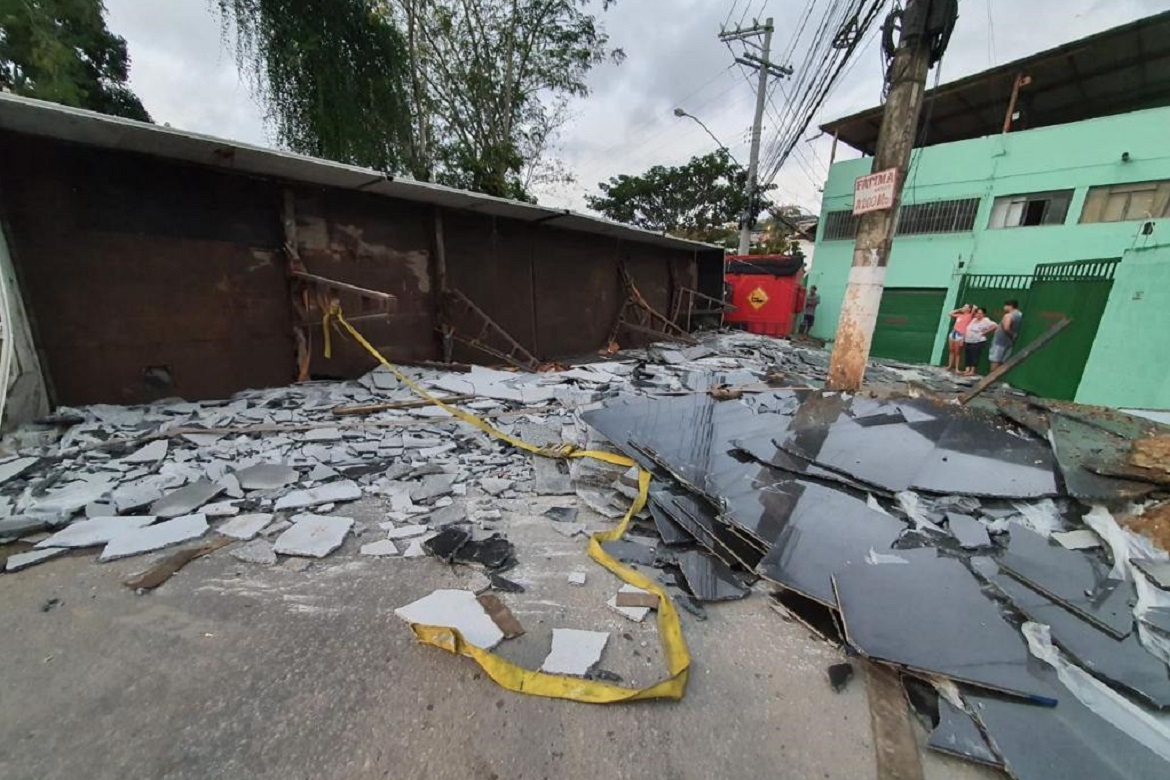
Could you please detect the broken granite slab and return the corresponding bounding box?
[215,513,275,541]
[273,480,361,511]
[5,547,66,572]
[304,427,342,442]
[273,514,354,558]
[394,589,504,649]
[411,474,456,502]
[234,463,299,491]
[230,539,277,565]
[540,628,609,676]
[479,477,513,497]
[361,539,400,556]
[99,514,209,561]
[201,501,240,517]
[402,539,427,558]
[380,523,430,540]
[946,513,992,549]
[35,515,157,549]
[606,594,650,622]
[121,441,167,464]
[0,516,52,538]
[0,456,38,484]
[150,479,224,519]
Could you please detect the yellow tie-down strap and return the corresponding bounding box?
[323,305,690,702]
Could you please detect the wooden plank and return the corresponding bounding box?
[331,394,474,417]
[960,317,1071,405]
[865,661,926,780]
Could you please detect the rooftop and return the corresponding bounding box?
[821,10,1170,155]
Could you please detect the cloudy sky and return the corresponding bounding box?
[105,0,1166,215]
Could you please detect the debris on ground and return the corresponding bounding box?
[540,628,610,677]
[827,662,854,693]
[2,329,1169,775]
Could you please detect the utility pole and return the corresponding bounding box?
[826,0,942,391]
[720,18,791,256]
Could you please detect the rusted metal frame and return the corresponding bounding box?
[442,288,540,371]
[288,270,397,308]
[281,189,312,382]
[332,393,474,417]
[526,218,541,359]
[616,318,696,344]
[960,317,1071,405]
[1002,72,1032,133]
[432,208,454,363]
[620,265,692,339]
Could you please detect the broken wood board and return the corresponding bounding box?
[123,537,231,590]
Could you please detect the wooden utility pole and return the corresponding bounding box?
[720,18,792,256]
[826,0,935,391]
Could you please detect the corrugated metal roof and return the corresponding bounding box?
[821,10,1170,155]
[0,92,716,253]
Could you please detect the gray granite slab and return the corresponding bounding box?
[99,514,209,561]
[273,514,353,557]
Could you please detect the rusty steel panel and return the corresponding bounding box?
[293,190,436,377]
[532,228,620,357]
[443,211,538,363]
[624,244,680,322]
[0,135,295,406]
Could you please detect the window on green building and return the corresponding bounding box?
[822,210,860,240]
[988,190,1073,228]
[1080,180,1170,223]
[894,198,980,236]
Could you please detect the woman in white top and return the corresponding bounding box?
[962,307,998,376]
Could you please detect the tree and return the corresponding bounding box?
[585,150,774,245]
[384,0,623,200]
[756,205,808,255]
[0,0,150,121]
[216,0,414,173]
[218,0,621,200]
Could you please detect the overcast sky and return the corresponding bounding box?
[105,0,1167,216]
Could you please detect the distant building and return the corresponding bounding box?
[810,12,1170,407]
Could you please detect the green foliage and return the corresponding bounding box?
[216,0,621,200]
[217,0,413,172]
[388,0,623,199]
[0,0,150,120]
[585,150,774,244]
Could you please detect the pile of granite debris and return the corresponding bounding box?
[4,328,1169,778]
[580,367,1170,779]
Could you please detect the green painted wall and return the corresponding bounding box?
[1076,241,1170,408]
[811,105,1170,406]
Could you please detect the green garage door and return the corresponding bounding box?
[870,288,947,364]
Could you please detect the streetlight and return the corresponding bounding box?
[673,108,741,166]
[674,107,753,251]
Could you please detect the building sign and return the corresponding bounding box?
[747,286,769,310]
[853,168,898,215]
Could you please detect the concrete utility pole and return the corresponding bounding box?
[826,0,936,391]
[720,18,791,256]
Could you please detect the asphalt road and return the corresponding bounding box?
[0,497,999,780]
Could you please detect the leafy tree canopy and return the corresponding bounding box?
[0,0,150,121]
[219,0,622,201]
[585,150,775,245]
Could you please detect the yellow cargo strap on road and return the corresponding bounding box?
[323,304,690,703]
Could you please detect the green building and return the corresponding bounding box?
[809,12,1170,408]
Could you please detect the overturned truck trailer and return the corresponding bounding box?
[0,94,724,422]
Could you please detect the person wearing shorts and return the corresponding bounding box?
[962,307,998,376]
[989,299,1023,371]
[945,303,974,373]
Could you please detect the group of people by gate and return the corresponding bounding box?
[944,299,1024,376]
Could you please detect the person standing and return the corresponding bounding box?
[990,299,1023,371]
[800,285,820,335]
[962,307,998,376]
[945,303,974,373]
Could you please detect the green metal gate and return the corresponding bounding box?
[938,273,1033,372]
[1010,259,1118,401]
[870,288,947,364]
